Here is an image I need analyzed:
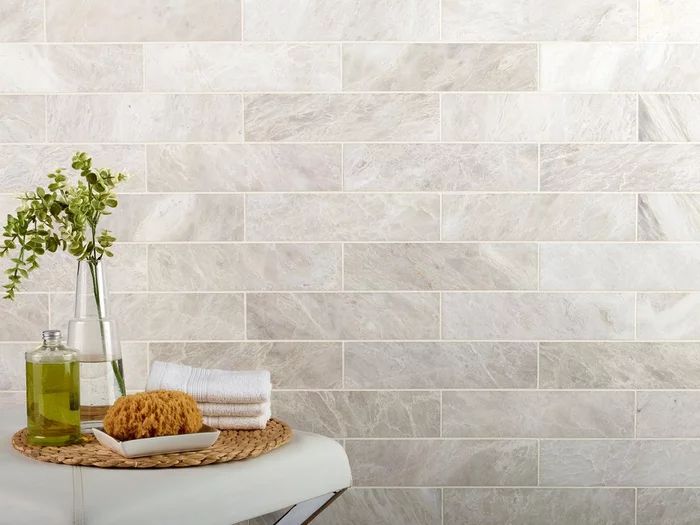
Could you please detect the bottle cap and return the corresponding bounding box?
[42,329,62,342]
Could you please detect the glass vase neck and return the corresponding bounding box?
[74,260,109,319]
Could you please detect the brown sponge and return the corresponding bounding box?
[103,390,203,441]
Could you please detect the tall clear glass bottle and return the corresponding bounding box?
[67,260,126,430]
[25,330,81,446]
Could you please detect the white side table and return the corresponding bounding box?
[0,406,352,524]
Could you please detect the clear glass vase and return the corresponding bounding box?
[67,260,126,430]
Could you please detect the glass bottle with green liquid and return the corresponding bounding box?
[25,330,81,446]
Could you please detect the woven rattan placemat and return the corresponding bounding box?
[11,419,292,468]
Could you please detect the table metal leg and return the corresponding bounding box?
[273,488,348,525]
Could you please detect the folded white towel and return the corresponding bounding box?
[198,401,270,417]
[146,361,271,404]
[204,403,271,430]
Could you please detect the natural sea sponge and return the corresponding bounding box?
[103,390,203,441]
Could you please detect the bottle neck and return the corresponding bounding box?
[73,260,109,319]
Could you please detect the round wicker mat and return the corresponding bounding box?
[11,419,293,469]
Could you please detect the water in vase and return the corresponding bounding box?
[79,356,124,428]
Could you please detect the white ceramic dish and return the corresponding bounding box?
[92,426,221,458]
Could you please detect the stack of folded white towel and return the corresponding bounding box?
[146,361,272,430]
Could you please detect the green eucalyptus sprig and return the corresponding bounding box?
[0,152,127,299]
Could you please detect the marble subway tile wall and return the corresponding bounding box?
[1,1,700,523]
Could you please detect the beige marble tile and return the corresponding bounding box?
[442,292,634,340]
[247,292,439,340]
[104,194,243,242]
[0,144,146,192]
[122,342,147,392]
[346,439,537,486]
[272,391,440,437]
[244,94,439,142]
[313,489,441,525]
[0,44,142,93]
[149,244,340,291]
[147,144,341,192]
[638,489,700,525]
[0,294,48,340]
[640,0,700,41]
[344,243,537,290]
[442,0,636,41]
[242,0,438,41]
[640,95,700,142]
[442,194,635,241]
[443,391,634,438]
[246,194,439,241]
[150,342,342,389]
[540,244,700,290]
[541,43,700,92]
[541,144,700,192]
[47,94,242,143]
[47,0,241,41]
[444,488,635,525]
[343,144,538,192]
[145,43,339,92]
[442,94,636,142]
[540,440,700,486]
[638,392,700,437]
[0,343,29,389]
[0,95,44,142]
[0,391,24,406]
[639,194,700,241]
[637,293,700,340]
[0,0,43,42]
[344,342,537,389]
[540,342,700,389]
[343,44,536,91]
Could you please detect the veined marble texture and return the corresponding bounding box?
[343,143,538,192]
[47,94,242,143]
[0,294,47,340]
[244,94,439,142]
[639,194,700,241]
[0,45,142,93]
[0,0,43,42]
[342,44,536,91]
[637,293,700,340]
[541,144,700,192]
[145,44,340,92]
[442,94,636,142]
[0,95,44,142]
[640,0,700,41]
[637,489,700,525]
[640,95,700,142]
[637,392,700,437]
[442,0,636,41]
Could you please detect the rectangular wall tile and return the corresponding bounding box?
[640,0,700,41]
[149,244,340,291]
[0,0,43,42]
[0,294,48,340]
[47,0,241,41]
[540,342,700,389]
[0,144,146,192]
[343,144,538,192]
[442,194,635,241]
[150,342,342,389]
[145,44,340,92]
[540,244,700,291]
[0,44,142,93]
[272,391,440,437]
[147,144,341,192]
[637,293,700,340]
[347,439,537,486]
[344,243,537,291]
[442,292,634,340]
[0,343,27,389]
[242,0,438,40]
[442,0,636,41]
[342,44,536,91]
[344,342,537,389]
[541,43,700,92]
[638,489,700,525]
[444,488,635,525]
[442,94,636,142]
[0,95,44,142]
[541,144,700,192]
[47,94,242,143]
[246,292,439,340]
[244,94,439,142]
[246,194,440,241]
[640,95,700,142]
[442,391,634,438]
[638,392,700,437]
[639,194,700,241]
[541,440,700,486]
[105,194,244,242]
